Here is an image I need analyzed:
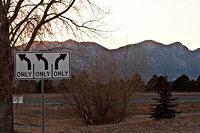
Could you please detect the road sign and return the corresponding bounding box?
[15,51,70,80]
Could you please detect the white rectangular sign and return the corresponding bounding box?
[15,52,70,80]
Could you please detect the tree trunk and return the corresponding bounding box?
[0,8,14,133]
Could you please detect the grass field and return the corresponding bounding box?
[14,101,200,133]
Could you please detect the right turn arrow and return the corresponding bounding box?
[55,54,67,70]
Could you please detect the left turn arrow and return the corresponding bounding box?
[35,54,48,70]
[18,54,31,70]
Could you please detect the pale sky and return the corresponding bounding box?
[53,0,200,50]
[88,0,200,50]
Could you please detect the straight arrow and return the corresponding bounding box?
[18,54,31,70]
[55,54,67,70]
[35,54,48,70]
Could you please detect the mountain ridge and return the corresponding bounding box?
[19,39,198,52]
[17,39,200,80]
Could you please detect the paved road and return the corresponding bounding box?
[13,93,200,105]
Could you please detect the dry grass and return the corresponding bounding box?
[14,102,200,133]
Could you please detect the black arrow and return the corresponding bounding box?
[35,54,48,70]
[55,54,67,70]
[18,54,31,70]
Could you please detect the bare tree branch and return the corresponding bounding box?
[9,0,24,23]
[24,0,76,50]
[44,0,75,24]
[4,0,10,13]
[0,1,3,10]
[10,0,44,47]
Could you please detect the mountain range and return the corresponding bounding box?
[18,39,200,81]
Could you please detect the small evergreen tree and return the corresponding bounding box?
[150,76,180,120]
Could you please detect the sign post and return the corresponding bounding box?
[41,80,44,133]
[14,51,70,133]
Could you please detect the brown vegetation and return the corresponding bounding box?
[14,101,200,133]
[60,45,151,125]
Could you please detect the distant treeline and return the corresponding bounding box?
[13,73,200,94]
[147,74,200,92]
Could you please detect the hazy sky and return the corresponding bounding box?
[88,0,200,50]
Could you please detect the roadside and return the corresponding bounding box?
[13,92,200,105]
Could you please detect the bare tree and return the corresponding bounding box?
[0,0,108,132]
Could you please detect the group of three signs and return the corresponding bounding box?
[15,52,70,80]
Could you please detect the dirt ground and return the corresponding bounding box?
[14,102,200,133]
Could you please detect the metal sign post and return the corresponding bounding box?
[41,80,44,133]
[14,51,70,133]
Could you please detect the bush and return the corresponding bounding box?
[13,80,37,94]
[67,45,150,125]
[68,71,132,124]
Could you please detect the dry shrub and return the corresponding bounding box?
[69,72,132,125]
[13,80,55,94]
[66,45,152,125]
[13,80,37,94]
